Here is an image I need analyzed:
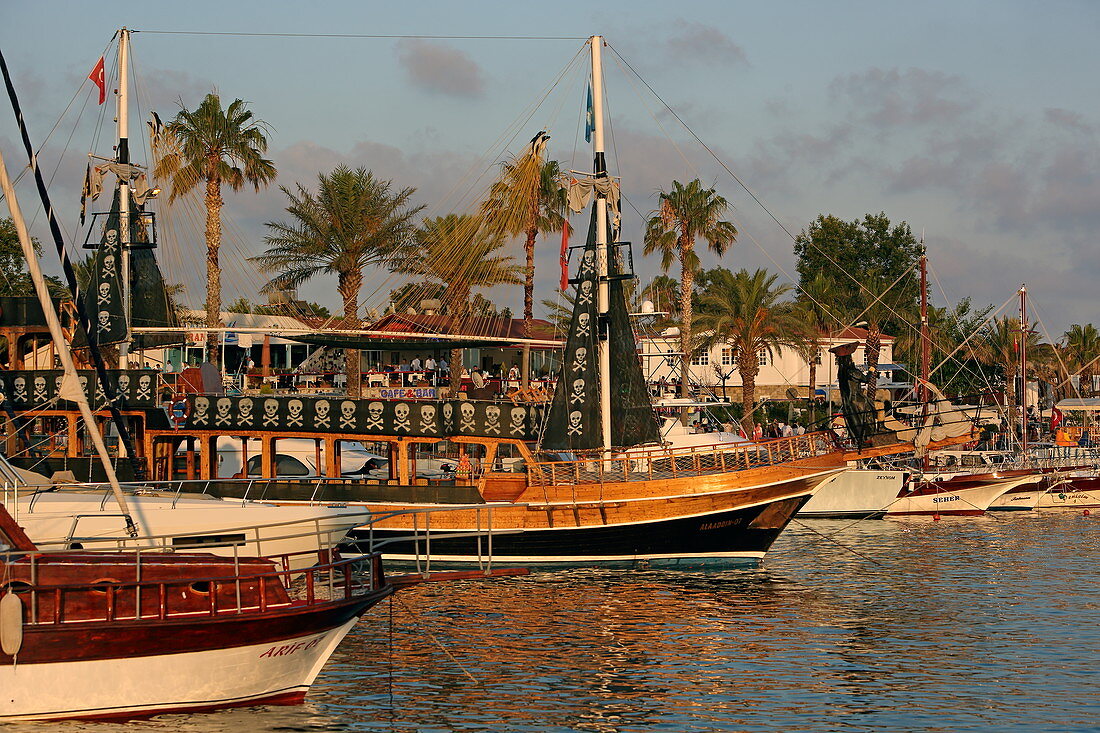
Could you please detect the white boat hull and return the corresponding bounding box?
[0,620,357,721]
[1035,488,1100,510]
[798,469,907,518]
[7,494,362,570]
[885,475,1033,516]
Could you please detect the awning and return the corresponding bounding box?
[1055,398,1100,411]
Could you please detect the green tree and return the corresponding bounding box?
[793,212,923,403]
[401,214,523,390]
[254,166,423,396]
[693,268,810,436]
[226,296,331,320]
[154,92,277,367]
[480,134,567,335]
[643,179,737,401]
[1062,323,1100,398]
[900,297,995,399]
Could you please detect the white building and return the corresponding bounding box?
[638,326,908,400]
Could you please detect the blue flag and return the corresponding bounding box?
[584,84,594,143]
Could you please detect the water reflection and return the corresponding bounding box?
[11,513,1099,731]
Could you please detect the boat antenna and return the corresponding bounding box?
[0,149,139,538]
[0,38,148,482]
[590,35,612,452]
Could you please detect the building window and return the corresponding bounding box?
[721,347,734,366]
[758,349,768,367]
[691,350,710,366]
[813,349,822,365]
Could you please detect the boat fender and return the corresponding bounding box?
[0,592,23,656]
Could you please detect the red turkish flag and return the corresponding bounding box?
[88,57,106,105]
[559,220,571,291]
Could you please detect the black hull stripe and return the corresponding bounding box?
[348,497,810,563]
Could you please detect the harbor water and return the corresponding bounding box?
[47,513,1100,731]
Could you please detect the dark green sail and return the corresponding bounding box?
[607,246,660,448]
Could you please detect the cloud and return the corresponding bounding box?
[1044,108,1094,135]
[828,67,970,130]
[395,39,485,99]
[665,22,749,68]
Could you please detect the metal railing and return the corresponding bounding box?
[529,431,838,486]
[0,544,383,627]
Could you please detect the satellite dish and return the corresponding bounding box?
[785,388,799,400]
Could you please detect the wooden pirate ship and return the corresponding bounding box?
[1,36,976,568]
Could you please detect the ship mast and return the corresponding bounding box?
[117,27,133,365]
[919,253,930,402]
[590,35,612,452]
[1018,284,1028,456]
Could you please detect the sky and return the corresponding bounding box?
[2,0,1099,341]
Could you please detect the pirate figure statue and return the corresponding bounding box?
[830,342,877,449]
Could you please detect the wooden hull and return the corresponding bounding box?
[288,463,846,567]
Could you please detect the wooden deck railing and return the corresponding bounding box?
[1,548,383,627]
[528,431,839,486]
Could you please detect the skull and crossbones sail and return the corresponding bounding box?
[83,189,130,346]
[542,207,660,451]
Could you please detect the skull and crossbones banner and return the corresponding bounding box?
[177,394,541,439]
[1,369,157,408]
[542,208,602,450]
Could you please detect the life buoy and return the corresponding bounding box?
[171,395,189,427]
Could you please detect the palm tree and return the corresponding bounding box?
[796,271,848,405]
[480,133,567,335]
[643,179,737,400]
[973,316,1041,435]
[254,166,423,397]
[154,92,277,367]
[1063,323,1100,398]
[694,268,810,436]
[403,214,523,391]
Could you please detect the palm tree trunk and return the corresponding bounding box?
[678,238,694,402]
[338,270,362,398]
[523,226,536,337]
[864,323,881,404]
[450,347,464,394]
[204,174,223,367]
[739,357,759,438]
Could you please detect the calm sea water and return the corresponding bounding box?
[41,513,1100,732]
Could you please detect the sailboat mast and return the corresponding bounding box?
[590,35,612,452]
[0,149,138,536]
[1019,284,1028,455]
[919,253,929,401]
[117,27,132,366]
